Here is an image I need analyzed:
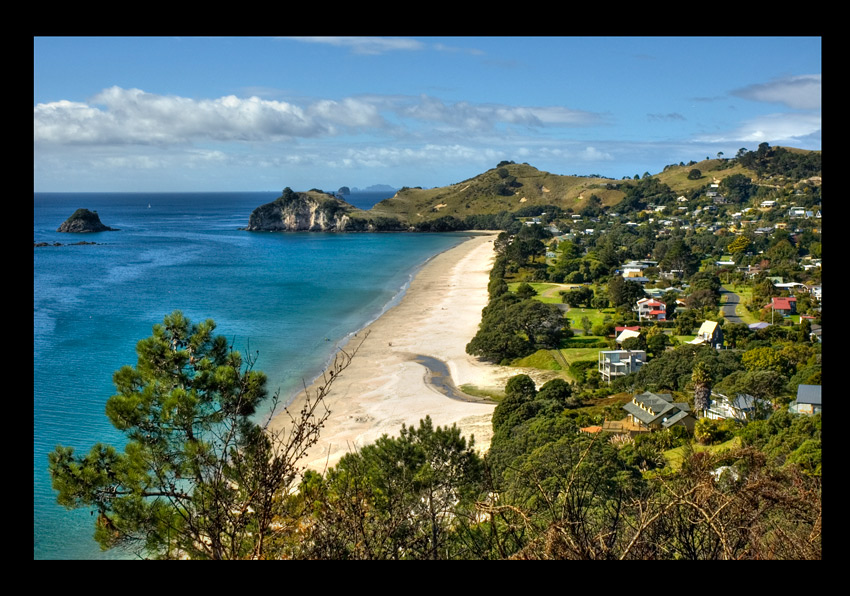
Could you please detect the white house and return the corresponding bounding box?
[704,392,769,422]
[636,297,666,322]
[598,350,646,384]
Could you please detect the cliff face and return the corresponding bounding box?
[57,209,119,233]
[245,190,359,232]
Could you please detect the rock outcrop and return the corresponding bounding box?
[57,209,119,233]
[245,188,362,232]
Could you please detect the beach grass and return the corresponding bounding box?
[459,384,506,402]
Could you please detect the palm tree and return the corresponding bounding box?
[692,361,712,416]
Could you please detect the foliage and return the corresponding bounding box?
[562,285,593,308]
[741,346,793,376]
[48,311,353,559]
[607,275,646,309]
[691,361,712,414]
[693,417,738,445]
[294,417,486,560]
[613,344,742,394]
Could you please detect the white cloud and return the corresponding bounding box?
[696,112,821,145]
[286,37,425,55]
[732,74,821,110]
[397,95,604,132]
[35,88,606,149]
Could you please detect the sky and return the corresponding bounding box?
[33,36,822,193]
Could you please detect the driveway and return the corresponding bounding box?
[720,286,744,325]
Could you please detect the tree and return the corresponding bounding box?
[48,311,355,559]
[608,275,646,310]
[687,169,702,180]
[727,235,750,255]
[298,416,485,560]
[515,282,537,300]
[691,361,712,416]
[467,297,569,364]
[491,375,539,434]
[563,285,593,308]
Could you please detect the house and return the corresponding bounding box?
[789,384,821,415]
[764,296,797,316]
[615,328,642,346]
[636,298,666,322]
[774,282,808,294]
[688,320,723,348]
[703,391,769,422]
[621,391,696,432]
[598,350,646,384]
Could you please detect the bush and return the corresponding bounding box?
[694,417,739,445]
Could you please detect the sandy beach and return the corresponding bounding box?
[269,232,528,472]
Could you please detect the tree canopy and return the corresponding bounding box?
[48,311,351,559]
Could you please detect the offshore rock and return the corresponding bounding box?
[57,209,119,233]
[245,188,361,232]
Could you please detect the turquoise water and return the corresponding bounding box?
[33,191,467,559]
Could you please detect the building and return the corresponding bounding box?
[621,391,696,431]
[688,320,723,349]
[615,328,641,346]
[636,298,666,322]
[765,296,797,317]
[598,350,646,384]
[704,391,769,422]
[789,384,821,415]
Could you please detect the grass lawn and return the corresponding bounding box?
[564,307,617,331]
[507,282,580,304]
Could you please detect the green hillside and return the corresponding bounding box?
[359,147,819,226]
[366,162,628,224]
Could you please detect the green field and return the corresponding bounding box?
[507,282,580,304]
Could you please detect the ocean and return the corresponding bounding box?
[33,191,469,560]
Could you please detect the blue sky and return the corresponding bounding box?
[34,36,821,193]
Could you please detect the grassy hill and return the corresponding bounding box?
[288,146,819,228]
[361,148,819,225]
[366,162,629,224]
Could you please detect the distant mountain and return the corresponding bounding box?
[350,184,397,193]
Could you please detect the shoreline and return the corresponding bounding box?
[268,231,522,472]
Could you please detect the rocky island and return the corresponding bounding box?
[244,187,376,232]
[57,209,119,233]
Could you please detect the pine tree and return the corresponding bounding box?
[48,310,355,559]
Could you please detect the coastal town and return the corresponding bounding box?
[46,145,822,560]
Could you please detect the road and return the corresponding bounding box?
[720,286,744,325]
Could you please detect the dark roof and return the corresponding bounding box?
[623,392,689,425]
[796,384,821,406]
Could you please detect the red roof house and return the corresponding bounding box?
[764,296,797,315]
